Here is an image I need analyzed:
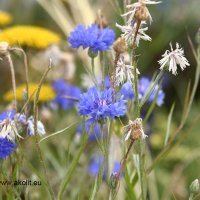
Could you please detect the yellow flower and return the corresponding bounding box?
[4,83,56,102]
[0,11,12,26]
[0,25,61,48]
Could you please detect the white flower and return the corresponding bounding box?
[27,116,46,136]
[123,118,147,141]
[158,43,190,75]
[122,0,161,24]
[115,56,140,86]
[116,22,151,46]
[0,114,22,141]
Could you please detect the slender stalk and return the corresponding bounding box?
[116,140,135,179]
[6,54,17,112]
[33,60,55,200]
[10,47,29,118]
[132,20,146,200]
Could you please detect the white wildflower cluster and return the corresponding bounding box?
[116,0,160,46]
[158,43,190,75]
[115,56,140,86]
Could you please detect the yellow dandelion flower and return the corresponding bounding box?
[0,11,12,26]
[0,25,61,48]
[4,83,56,102]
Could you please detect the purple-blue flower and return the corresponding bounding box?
[77,119,101,142]
[78,86,127,121]
[88,156,121,178]
[52,79,81,110]
[68,24,115,53]
[120,77,165,106]
[0,137,17,160]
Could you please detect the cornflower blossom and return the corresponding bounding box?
[115,56,140,86]
[122,0,161,24]
[120,77,165,106]
[116,22,151,46]
[158,43,190,75]
[68,24,115,54]
[78,86,127,121]
[0,138,17,159]
[26,116,46,136]
[52,79,81,110]
[0,110,21,141]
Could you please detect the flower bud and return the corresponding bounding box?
[113,37,127,54]
[135,5,151,22]
[109,172,119,190]
[88,48,98,58]
[190,179,200,194]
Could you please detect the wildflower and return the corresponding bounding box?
[0,138,17,159]
[88,156,121,178]
[78,86,127,121]
[115,56,139,86]
[120,77,165,106]
[68,24,115,54]
[4,83,56,102]
[123,118,147,141]
[0,26,61,49]
[76,119,101,142]
[122,0,161,24]
[0,11,12,26]
[0,110,21,141]
[158,43,190,75]
[52,79,81,110]
[27,116,46,136]
[116,22,151,46]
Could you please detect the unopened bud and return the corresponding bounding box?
[88,48,98,58]
[190,179,199,194]
[0,42,9,57]
[113,37,127,54]
[109,172,119,190]
[135,5,151,22]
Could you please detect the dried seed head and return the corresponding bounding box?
[113,37,128,54]
[135,4,151,22]
[0,42,9,57]
[124,118,147,141]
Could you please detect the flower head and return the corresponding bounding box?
[0,110,21,141]
[116,22,151,46]
[68,24,115,53]
[0,11,12,26]
[27,116,46,136]
[115,56,139,86]
[78,87,127,121]
[122,0,161,24]
[52,79,81,110]
[120,77,165,106]
[123,118,147,141]
[4,83,56,102]
[158,43,190,75]
[0,137,17,159]
[0,26,61,48]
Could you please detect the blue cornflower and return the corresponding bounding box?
[52,79,81,110]
[77,119,101,142]
[0,110,14,121]
[68,24,115,54]
[78,86,127,121]
[120,77,165,106]
[88,156,121,178]
[0,137,17,159]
